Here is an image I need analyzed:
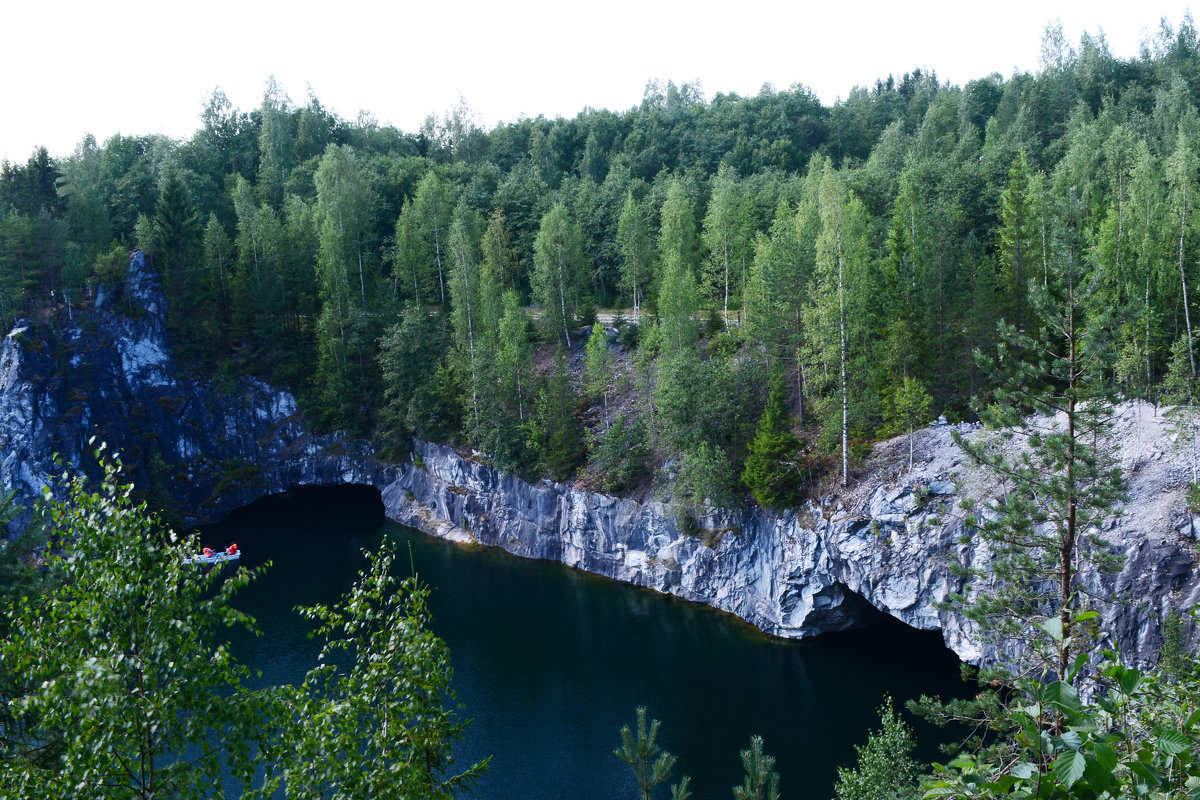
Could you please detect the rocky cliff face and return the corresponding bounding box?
[2,255,1196,668]
[0,252,398,527]
[383,429,1199,669]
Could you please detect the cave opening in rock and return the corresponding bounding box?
[807,582,955,656]
[218,483,385,527]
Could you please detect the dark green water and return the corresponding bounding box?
[207,487,968,800]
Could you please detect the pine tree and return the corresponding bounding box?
[732,736,780,800]
[614,708,691,800]
[953,185,1128,682]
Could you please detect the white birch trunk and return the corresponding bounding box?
[837,228,848,487]
[1179,186,1196,376]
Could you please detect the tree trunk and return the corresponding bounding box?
[1178,189,1195,376]
[558,253,572,349]
[837,229,848,487]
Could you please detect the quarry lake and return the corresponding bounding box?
[207,487,968,800]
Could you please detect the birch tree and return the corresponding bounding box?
[413,172,452,304]
[448,201,486,435]
[745,199,809,424]
[809,170,873,486]
[1166,128,1197,377]
[617,191,654,319]
[314,144,374,426]
[701,170,748,320]
[532,203,585,349]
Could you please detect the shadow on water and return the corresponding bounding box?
[206,485,972,800]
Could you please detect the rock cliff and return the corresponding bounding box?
[1,254,1196,668]
[0,251,399,527]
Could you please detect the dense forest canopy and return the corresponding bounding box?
[6,17,1200,510]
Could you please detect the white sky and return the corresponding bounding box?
[2,1,1196,164]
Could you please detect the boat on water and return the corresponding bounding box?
[185,544,240,565]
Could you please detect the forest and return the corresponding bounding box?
[6,20,1200,517]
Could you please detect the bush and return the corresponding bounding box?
[1187,481,1200,514]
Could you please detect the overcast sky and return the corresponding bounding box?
[2,1,1196,164]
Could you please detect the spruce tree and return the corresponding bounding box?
[742,372,802,508]
[584,321,613,430]
[526,348,585,480]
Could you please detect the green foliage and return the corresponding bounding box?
[591,415,651,492]
[526,348,585,480]
[885,376,934,473]
[668,439,734,531]
[0,450,276,799]
[950,213,1128,681]
[617,191,654,318]
[1159,610,1194,681]
[833,697,920,800]
[0,489,54,761]
[1163,335,1200,486]
[926,650,1200,800]
[532,202,586,349]
[742,372,802,508]
[281,540,488,799]
[584,321,612,404]
[378,302,452,442]
[22,27,1200,548]
[614,707,691,800]
[732,735,780,800]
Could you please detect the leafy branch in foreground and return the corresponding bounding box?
[925,649,1200,799]
[0,449,277,800]
[834,697,920,800]
[281,540,488,800]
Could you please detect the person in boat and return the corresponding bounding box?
[225,543,238,556]
[202,547,215,558]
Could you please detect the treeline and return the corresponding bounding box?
[7,19,1200,510]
